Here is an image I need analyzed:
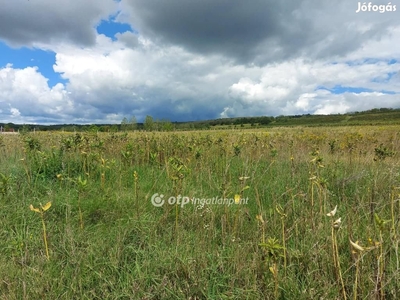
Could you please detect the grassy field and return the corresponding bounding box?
[1,126,400,299]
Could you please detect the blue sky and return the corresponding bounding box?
[0,18,133,87]
[0,0,399,124]
[96,18,134,41]
[0,41,66,87]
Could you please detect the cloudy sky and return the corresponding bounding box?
[0,0,399,124]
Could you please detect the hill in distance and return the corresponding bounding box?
[1,107,400,132]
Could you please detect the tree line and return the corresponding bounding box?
[2,108,400,132]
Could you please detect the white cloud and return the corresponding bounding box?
[10,107,21,117]
[0,0,399,123]
[0,65,73,123]
[225,55,400,117]
[0,0,118,47]
[2,27,399,123]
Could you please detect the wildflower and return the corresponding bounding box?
[29,204,40,213]
[269,263,278,276]
[234,194,241,204]
[327,205,337,217]
[42,202,52,211]
[30,202,52,213]
[256,214,265,224]
[239,176,250,181]
[333,217,341,229]
[30,201,52,260]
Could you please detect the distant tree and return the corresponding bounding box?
[154,119,160,131]
[99,125,110,132]
[259,116,273,125]
[110,125,119,132]
[160,119,174,131]
[129,116,137,131]
[144,115,154,131]
[89,124,99,133]
[63,125,77,132]
[121,117,129,131]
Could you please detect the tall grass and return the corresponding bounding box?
[0,125,399,299]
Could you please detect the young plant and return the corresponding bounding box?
[256,214,266,244]
[100,157,107,190]
[29,201,52,260]
[0,172,10,197]
[327,205,346,300]
[76,175,87,229]
[390,187,399,274]
[20,158,31,185]
[133,171,139,220]
[309,149,325,217]
[166,156,189,241]
[259,237,284,298]
[232,176,250,237]
[350,239,365,300]
[56,173,64,189]
[374,213,390,299]
[276,204,287,276]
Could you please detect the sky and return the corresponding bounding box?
[0,0,399,124]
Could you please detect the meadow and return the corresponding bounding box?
[0,125,399,299]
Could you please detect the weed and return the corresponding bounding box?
[29,201,52,260]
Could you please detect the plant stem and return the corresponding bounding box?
[281,217,287,276]
[41,213,50,260]
[353,256,359,300]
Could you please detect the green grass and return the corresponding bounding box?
[0,126,400,299]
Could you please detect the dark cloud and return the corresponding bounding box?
[0,0,116,47]
[125,0,400,65]
[125,0,298,64]
[0,0,399,124]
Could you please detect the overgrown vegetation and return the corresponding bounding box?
[0,125,400,299]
